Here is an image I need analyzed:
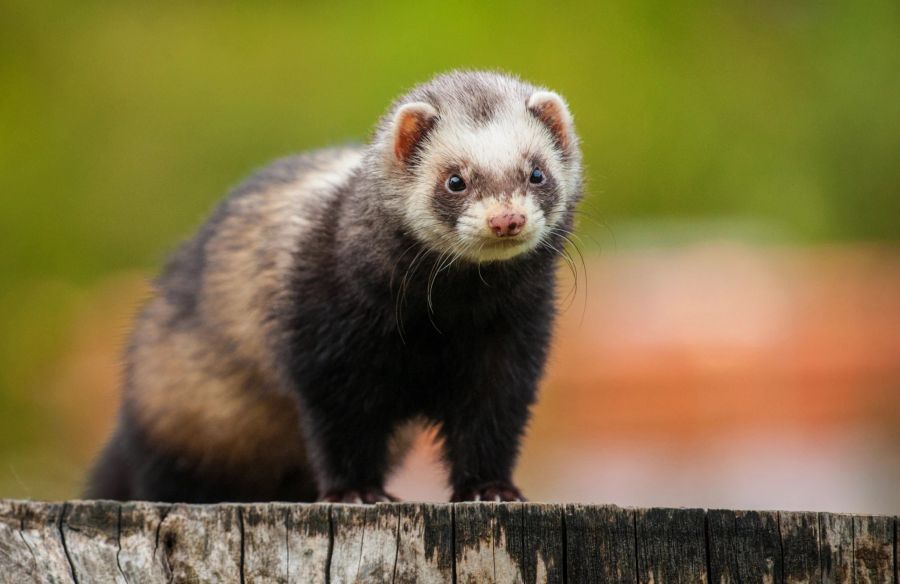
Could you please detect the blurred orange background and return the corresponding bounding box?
[396,244,900,513]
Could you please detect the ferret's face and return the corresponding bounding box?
[383,84,581,263]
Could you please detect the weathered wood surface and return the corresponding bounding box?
[0,501,896,584]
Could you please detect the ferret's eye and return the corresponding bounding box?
[529,168,545,185]
[446,175,467,193]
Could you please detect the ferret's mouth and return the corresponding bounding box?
[451,230,541,262]
[489,238,528,246]
[482,232,538,248]
[466,232,540,261]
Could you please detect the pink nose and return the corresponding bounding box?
[488,213,527,237]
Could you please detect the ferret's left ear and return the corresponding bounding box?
[392,102,439,164]
[527,91,574,151]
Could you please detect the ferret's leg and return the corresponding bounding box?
[438,373,537,502]
[83,426,133,500]
[299,396,400,503]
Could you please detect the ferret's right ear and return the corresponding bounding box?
[527,91,574,151]
[392,102,438,164]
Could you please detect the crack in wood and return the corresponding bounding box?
[703,512,713,584]
[155,507,173,582]
[390,509,401,584]
[325,504,334,584]
[451,504,458,584]
[284,506,290,583]
[57,502,79,584]
[352,507,367,582]
[894,518,898,584]
[15,527,39,576]
[491,510,496,582]
[115,504,128,584]
[559,507,567,584]
[777,511,786,584]
[238,506,246,584]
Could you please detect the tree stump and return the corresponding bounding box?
[0,500,895,583]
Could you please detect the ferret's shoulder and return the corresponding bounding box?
[200,144,366,260]
[228,145,365,209]
[152,145,364,332]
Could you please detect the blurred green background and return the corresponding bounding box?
[1,1,898,503]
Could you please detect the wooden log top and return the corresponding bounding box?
[0,500,896,583]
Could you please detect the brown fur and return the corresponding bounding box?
[127,148,364,475]
[393,105,437,162]
[529,99,570,150]
[129,297,308,472]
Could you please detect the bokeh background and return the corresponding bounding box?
[1,2,898,512]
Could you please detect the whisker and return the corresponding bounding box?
[570,207,614,250]
[395,245,431,342]
[539,238,578,311]
[550,228,589,326]
[426,250,447,314]
[476,243,491,287]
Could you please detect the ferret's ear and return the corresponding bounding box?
[527,91,573,151]
[392,102,439,164]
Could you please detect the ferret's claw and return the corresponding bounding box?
[319,488,400,505]
[451,482,526,503]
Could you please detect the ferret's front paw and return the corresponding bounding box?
[451,482,526,502]
[319,488,399,504]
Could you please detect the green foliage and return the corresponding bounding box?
[2,1,899,286]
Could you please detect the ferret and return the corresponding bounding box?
[85,70,583,503]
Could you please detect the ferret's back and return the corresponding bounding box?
[98,146,364,501]
[153,146,363,359]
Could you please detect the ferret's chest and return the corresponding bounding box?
[290,285,518,367]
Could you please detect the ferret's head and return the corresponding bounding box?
[373,71,582,263]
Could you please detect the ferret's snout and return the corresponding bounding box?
[488,212,527,237]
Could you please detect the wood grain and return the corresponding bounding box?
[565,503,636,584]
[522,504,563,584]
[242,503,289,583]
[1,500,897,584]
[708,509,781,584]
[393,503,453,583]
[819,512,853,584]
[636,507,707,584]
[60,500,126,583]
[780,511,822,584]
[455,502,525,584]
[0,501,74,583]
[157,503,243,582]
[854,515,894,584]
[118,501,170,584]
[330,503,400,583]
[286,503,331,584]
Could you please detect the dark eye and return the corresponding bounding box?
[446,174,466,193]
[529,167,545,185]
